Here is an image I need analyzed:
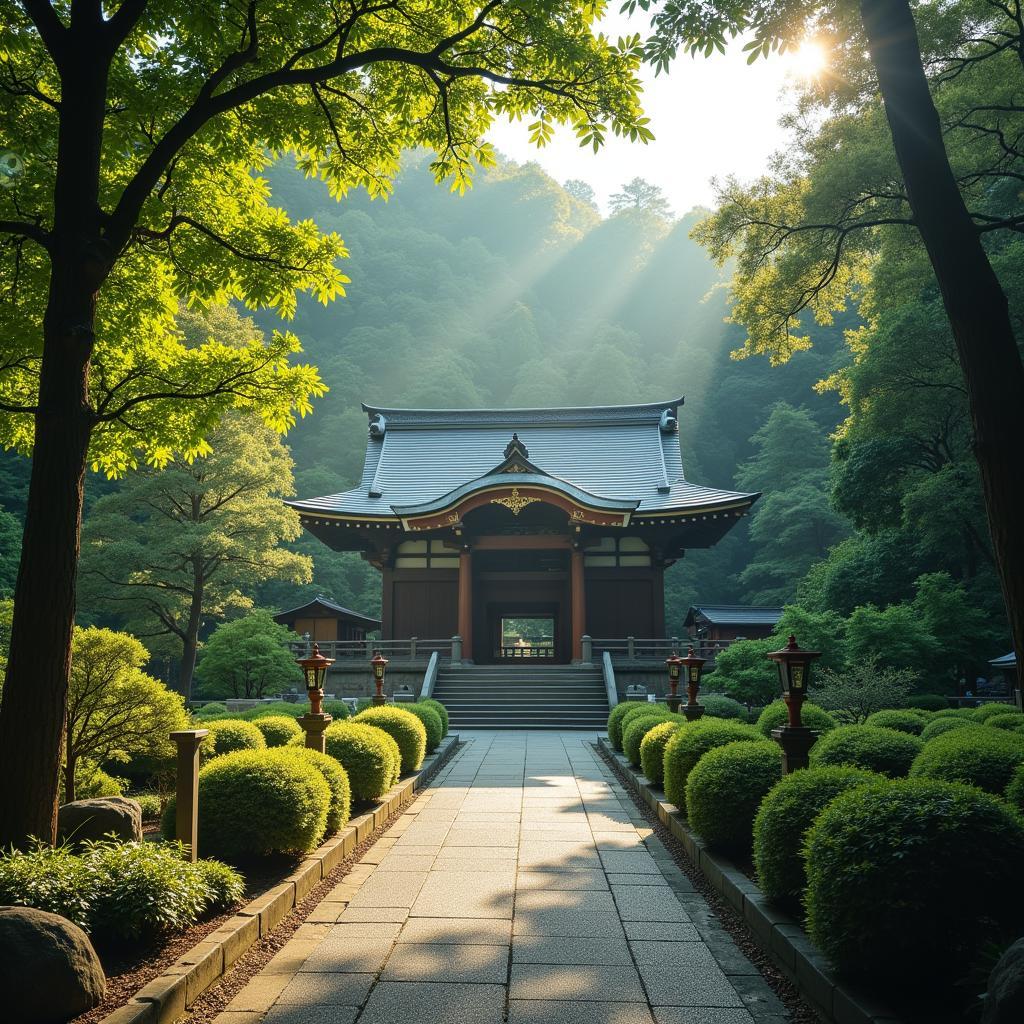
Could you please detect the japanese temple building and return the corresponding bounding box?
[289,398,757,666]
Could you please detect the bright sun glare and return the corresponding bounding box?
[788,40,828,79]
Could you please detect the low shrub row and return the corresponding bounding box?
[0,839,244,941]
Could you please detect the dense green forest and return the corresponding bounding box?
[0,150,1008,678]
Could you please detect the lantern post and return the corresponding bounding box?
[665,653,684,713]
[679,646,706,722]
[766,635,822,773]
[296,643,334,753]
[371,650,389,706]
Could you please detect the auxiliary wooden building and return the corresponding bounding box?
[289,398,757,665]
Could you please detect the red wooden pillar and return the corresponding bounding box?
[458,545,473,661]
[571,548,586,661]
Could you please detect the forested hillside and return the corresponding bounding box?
[0,149,1007,656]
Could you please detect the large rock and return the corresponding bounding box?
[983,937,1024,1023]
[0,906,105,1022]
[57,796,142,845]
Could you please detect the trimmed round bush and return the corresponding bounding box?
[906,694,950,712]
[245,701,304,719]
[753,766,882,905]
[286,748,351,834]
[194,702,227,718]
[608,702,667,751]
[863,709,926,736]
[685,740,781,853]
[973,702,1018,722]
[623,712,679,767]
[321,700,351,720]
[920,716,982,743]
[909,727,1024,794]
[419,699,449,737]
[251,714,303,748]
[755,700,836,738]
[640,720,684,785]
[804,778,1024,984]
[809,725,923,778]
[202,719,266,759]
[165,748,330,859]
[322,721,401,801]
[354,706,427,773]
[1005,763,1024,812]
[663,718,761,808]
[986,712,1024,732]
[700,694,749,720]
[402,703,443,753]
[932,707,976,719]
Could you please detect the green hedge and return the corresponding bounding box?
[0,839,243,941]
[354,706,427,773]
[932,707,976,719]
[972,702,1018,722]
[640,720,684,785]
[906,694,950,712]
[920,717,981,743]
[755,700,836,737]
[322,721,401,800]
[700,694,749,720]
[863,709,926,736]
[322,700,351,720]
[194,702,227,718]
[1005,763,1024,812]
[809,725,923,778]
[202,718,266,758]
[419,698,449,737]
[163,748,331,859]
[909,727,1024,794]
[402,702,443,753]
[608,701,669,751]
[753,765,882,906]
[288,747,352,833]
[245,701,305,719]
[685,740,781,853]
[251,714,303,748]
[623,711,679,767]
[986,712,1024,732]
[663,718,761,808]
[804,778,1024,985]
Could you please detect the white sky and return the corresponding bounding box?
[486,13,813,216]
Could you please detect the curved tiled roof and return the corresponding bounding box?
[288,398,757,521]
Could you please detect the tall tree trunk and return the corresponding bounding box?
[65,745,77,806]
[861,0,1024,670]
[176,560,204,699]
[0,39,110,848]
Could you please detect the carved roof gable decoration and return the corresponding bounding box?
[492,433,547,477]
[504,432,529,460]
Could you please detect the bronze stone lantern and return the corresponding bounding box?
[766,634,822,773]
[371,649,389,706]
[679,646,706,721]
[296,643,333,716]
[665,653,684,713]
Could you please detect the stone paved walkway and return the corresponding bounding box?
[213,732,790,1024]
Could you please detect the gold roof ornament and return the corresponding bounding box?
[491,487,541,516]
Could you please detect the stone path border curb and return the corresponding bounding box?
[99,734,461,1024]
[598,737,903,1024]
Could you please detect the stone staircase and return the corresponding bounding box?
[432,663,609,729]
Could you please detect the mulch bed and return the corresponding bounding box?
[597,743,820,1024]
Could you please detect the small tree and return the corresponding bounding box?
[609,177,673,218]
[708,637,778,705]
[64,628,189,804]
[196,612,303,700]
[813,660,918,724]
[79,410,311,696]
[564,178,598,209]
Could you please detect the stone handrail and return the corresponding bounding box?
[602,651,619,709]
[420,650,440,700]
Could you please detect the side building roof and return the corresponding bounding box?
[684,605,784,628]
[288,398,757,527]
[274,596,381,630]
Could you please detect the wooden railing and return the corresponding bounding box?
[287,638,453,662]
[591,637,733,661]
[495,645,555,659]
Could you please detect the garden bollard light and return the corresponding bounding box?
[767,634,822,773]
[680,647,707,721]
[371,649,389,706]
[296,643,334,752]
[170,729,207,862]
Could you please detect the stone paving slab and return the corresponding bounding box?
[210,732,786,1024]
